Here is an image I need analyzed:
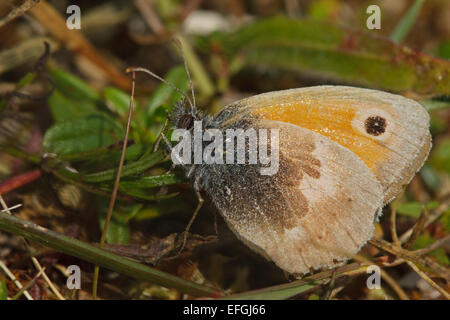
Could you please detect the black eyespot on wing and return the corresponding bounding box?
[364,116,386,136]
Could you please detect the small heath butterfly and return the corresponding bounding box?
[169,85,431,275]
[130,66,431,275]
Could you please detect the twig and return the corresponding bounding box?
[390,199,400,246]
[369,239,450,282]
[379,268,409,300]
[0,169,42,195]
[323,269,336,300]
[354,254,409,300]
[379,256,406,268]
[29,2,130,89]
[399,200,450,244]
[92,70,136,299]
[0,260,33,300]
[0,0,40,28]
[11,266,46,300]
[26,243,65,300]
[284,0,301,18]
[404,205,427,250]
[0,195,65,300]
[134,0,165,34]
[414,234,450,256]
[1,204,22,212]
[130,0,171,45]
[406,260,450,300]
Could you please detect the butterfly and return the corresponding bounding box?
[129,66,431,274]
[166,85,431,275]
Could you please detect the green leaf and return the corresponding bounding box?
[438,41,450,60]
[146,65,189,118]
[48,67,101,102]
[103,87,147,135]
[104,87,136,116]
[413,233,450,266]
[0,275,7,300]
[100,217,130,245]
[430,248,450,266]
[120,174,181,189]
[43,114,124,155]
[429,114,447,135]
[307,0,340,21]
[419,165,441,192]
[390,0,425,43]
[117,174,182,201]
[54,142,149,162]
[308,293,320,300]
[80,150,165,183]
[133,198,188,221]
[430,139,450,174]
[97,201,144,245]
[198,17,450,97]
[396,201,439,218]
[440,210,450,232]
[48,89,98,122]
[421,99,450,112]
[118,187,179,201]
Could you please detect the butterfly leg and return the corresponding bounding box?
[177,178,204,255]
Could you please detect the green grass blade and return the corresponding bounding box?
[48,90,98,122]
[48,67,101,102]
[146,65,189,118]
[390,0,425,43]
[43,114,124,155]
[0,275,7,300]
[119,174,181,189]
[81,150,165,183]
[0,211,220,297]
[221,280,322,300]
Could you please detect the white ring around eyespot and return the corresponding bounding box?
[351,108,393,142]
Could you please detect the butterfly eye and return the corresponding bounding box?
[364,115,386,136]
[178,114,194,129]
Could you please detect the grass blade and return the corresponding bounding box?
[222,281,322,300]
[390,0,425,43]
[0,211,220,297]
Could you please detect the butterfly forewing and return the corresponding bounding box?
[219,86,431,203]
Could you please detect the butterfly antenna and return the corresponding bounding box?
[173,38,196,113]
[125,66,195,111]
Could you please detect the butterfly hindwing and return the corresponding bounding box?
[200,118,383,274]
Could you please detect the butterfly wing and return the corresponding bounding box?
[200,119,383,274]
[215,86,431,203]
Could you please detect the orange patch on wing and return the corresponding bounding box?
[252,101,387,172]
